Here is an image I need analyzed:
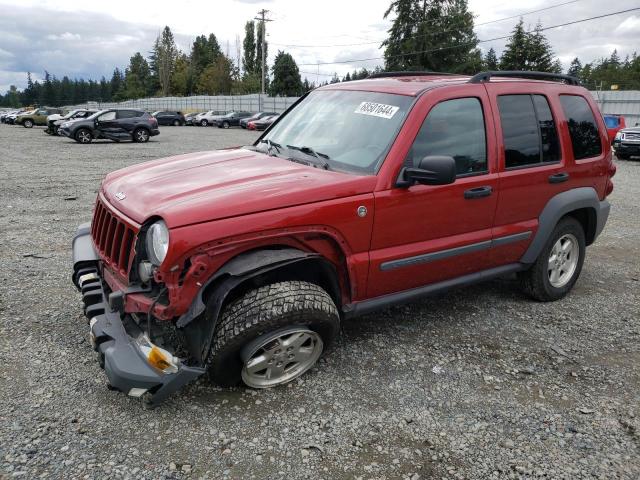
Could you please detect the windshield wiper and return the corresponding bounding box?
[258,138,282,156]
[285,145,331,169]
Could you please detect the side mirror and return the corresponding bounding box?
[399,155,457,187]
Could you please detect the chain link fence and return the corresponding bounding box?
[62,94,300,114]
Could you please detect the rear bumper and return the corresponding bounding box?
[150,128,160,136]
[595,200,610,240]
[72,223,204,406]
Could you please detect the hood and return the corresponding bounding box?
[621,127,640,134]
[101,148,376,228]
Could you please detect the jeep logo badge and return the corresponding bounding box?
[115,192,126,200]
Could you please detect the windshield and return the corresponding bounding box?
[86,110,108,120]
[260,89,413,174]
[63,110,79,119]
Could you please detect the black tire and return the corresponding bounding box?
[519,216,586,302]
[55,126,61,136]
[173,119,181,126]
[133,128,150,143]
[616,152,630,160]
[200,119,208,126]
[207,281,340,387]
[74,128,92,144]
[23,119,33,128]
[222,121,230,129]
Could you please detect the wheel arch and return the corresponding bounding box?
[521,187,604,264]
[177,246,345,364]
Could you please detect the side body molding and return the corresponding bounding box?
[520,187,610,264]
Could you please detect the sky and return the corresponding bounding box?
[0,0,638,92]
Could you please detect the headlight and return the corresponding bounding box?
[615,131,623,140]
[146,220,169,266]
[61,122,71,128]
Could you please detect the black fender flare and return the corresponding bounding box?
[177,248,338,364]
[521,187,609,264]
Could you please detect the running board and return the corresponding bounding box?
[342,263,525,318]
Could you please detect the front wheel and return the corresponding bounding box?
[616,153,630,160]
[222,121,230,129]
[133,128,150,143]
[23,119,34,128]
[200,119,208,126]
[207,281,340,388]
[173,119,181,126]
[520,216,585,301]
[74,128,92,143]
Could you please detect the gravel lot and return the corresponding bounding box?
[0,124,638,479]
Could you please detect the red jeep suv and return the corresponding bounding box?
[72,71,614,406]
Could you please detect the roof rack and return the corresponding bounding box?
[469,71,580,86]
[367,71,458,79]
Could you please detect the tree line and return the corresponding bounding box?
[1,1,639,108]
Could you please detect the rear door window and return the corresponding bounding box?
[117,110,141,119]
[497,94,561,168]
[559,95,602,160]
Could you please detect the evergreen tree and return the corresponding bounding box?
[256,21,268,77]
[110,68,124,98]
[484,48,498,70]
[567,57,582,77]
[344,72,352,82]
[383,0,481,73]
[196,55,233,94]
[42,71,56,105]
[270,51,303,96]
[170,53,191,95]
[242,21,256,75]
[22,73,37,106]
[500,19,528,70]
[122,52,151,99]
[527,22,560,72]
[152,26,179,96]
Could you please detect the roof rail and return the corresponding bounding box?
[368,71,458,79]
[469,71,580,86]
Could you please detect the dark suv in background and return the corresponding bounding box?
[59,109,159,143]
[152,111,185,126]
[214,111,252,128]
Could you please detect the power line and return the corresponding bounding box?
[271,0,584,48]
[298,6,640,67]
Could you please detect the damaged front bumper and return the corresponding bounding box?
[72,223,205,407]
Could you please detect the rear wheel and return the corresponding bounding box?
[520,217,585,301]
[23,119,34,128]
[207,281,340,388]
[222,121,230,129]
[133,128,150,143]
[173,119,181,126]
[74,128,92,144]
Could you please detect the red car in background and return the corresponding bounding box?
[603,114,626,144]
[247,114,280,131]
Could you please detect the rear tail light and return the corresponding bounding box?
[150,118,158,127]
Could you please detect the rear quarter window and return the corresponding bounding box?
[559,95,602,160]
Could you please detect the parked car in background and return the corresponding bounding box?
[4,109,33,125]
[59,109,159,144]
[184,112,204,126]
[16,107,63,128]
[248,114,280,131]
[194,110,228,126]
[214,111,253,128]
[46,109,98,135]
[612,126,640,159]
[240,112,278,129]
[152,111,185,126]
[1,109,26,123]
[71,70,614,407]
[603,114,626,144]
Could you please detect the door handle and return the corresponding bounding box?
[464,186,492,199]
[549,172,569,184]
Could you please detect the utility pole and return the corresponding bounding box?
[255,9,273,98]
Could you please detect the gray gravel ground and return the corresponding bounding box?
[0,124,638,479]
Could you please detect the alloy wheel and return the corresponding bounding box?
[240,327,323,388]
[548,233,579,288]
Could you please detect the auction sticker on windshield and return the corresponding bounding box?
[354,102,399,119]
